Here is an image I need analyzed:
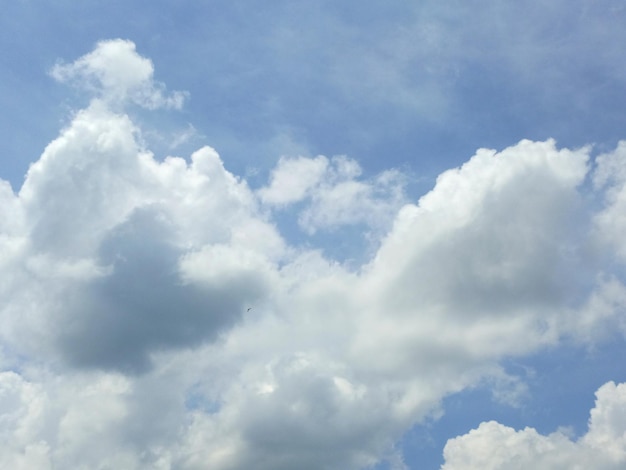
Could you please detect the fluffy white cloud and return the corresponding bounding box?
[50,39,187,110]
[2,40,626,469]
[351,140,592,376]
[3,72,280,372]
[442,381,626,470]
[258,154,407,235]
[593,141,626,260]
[0,372,50,469]
[257,155,329,205]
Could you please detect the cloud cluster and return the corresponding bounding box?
[1,40,626,469]
[593,141,626,261]
[442,381,626,470]
[6,92,273,373]
[258,154,407,234]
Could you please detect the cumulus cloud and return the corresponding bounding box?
[442,381,626,470]
[258,154,407,235]
[593,141,626,261]
[359,141,590,342]
[257,155,329,205]
[2,40,626,469]
[50,39,187,109]
[4,59,278,372]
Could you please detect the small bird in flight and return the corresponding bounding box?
[247,307,252,312]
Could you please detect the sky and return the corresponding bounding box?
[1,1,626,469]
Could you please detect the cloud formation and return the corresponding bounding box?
[258,154,407,234]
[1,39,626,469]
[442,381,626,470]
[6,91,274,372]
[50,39,186,109]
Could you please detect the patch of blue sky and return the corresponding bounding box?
[184,385,222,415]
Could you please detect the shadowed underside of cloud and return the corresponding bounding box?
[9,95,273,373]
[57,207,268,373]
[1,39,626,469]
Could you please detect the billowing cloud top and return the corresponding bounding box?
[442,381,626,470]
[1,39,626,469]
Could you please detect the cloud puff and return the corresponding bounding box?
[50,39,187,109]
[258,154,407,235]
[442,381,626,470]
[2,39,626,469]
[257,155,330,206]
[356,141,591,364]
[593,141,626,261]
[0,372,51,469]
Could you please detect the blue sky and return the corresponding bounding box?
[2,2,626,469]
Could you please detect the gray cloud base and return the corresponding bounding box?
[56,207,263,373]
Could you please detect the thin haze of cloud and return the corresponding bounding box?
[2,1,626,194]
[1,39,626,469]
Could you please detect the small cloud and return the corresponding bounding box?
[257,155,329,205]
[50,39,187,110]
[169,123,200,150]
[258,154,407,235]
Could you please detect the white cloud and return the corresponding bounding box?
[257,154,329,205]
[4,82,281,373]
[593,141,626,260]
[2,40,626,469]
[442,381,626,470]
[299,166,407,235]
[359,140,589,345]
[259,154,407,235]
[567,275,626,342]
[0,372,47,456]
[50,39,187,110]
